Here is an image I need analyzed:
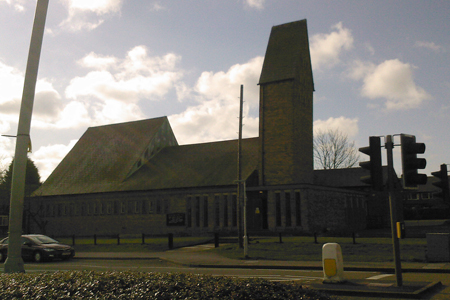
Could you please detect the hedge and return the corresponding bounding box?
[0,271,335,299]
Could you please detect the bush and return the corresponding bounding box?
[0,271,335,299]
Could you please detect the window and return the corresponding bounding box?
[203,196,208,227]
[147,200,154,214]
[285,192,291,227]
[295,191,301,226]
[0,216,8,227]
[232,194,237,227]
[46,204,53,217]
[422,193,431,200]
[407,193,419,200]
[186,197,192,227]
[223,195,228,227]
[156,199,162,214]
[214,195,220,227]
[120,202,127,214]
[81,203,86,216]
[275,192,281,227]
[106,202,113,214]
[195,196,200,227]
[164,199,169,214]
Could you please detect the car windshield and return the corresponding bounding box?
[29,236,59,244]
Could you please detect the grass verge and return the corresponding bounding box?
[212,236,428,262]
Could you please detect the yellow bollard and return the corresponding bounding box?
[322,243,345,283]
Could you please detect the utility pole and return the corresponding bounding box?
[385,135,403,286]
[4,0,49,273]
[237,85,244,248]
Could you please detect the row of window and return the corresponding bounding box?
[186,194,240,229]
[186,191,304,229]
[43,199,169,217]
[275,191,302,227]
[407,192,432,200]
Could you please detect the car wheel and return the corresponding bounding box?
[33,251,43,263]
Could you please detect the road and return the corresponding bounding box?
[1,259,449,299]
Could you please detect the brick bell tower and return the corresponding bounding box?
[258,19,314,186]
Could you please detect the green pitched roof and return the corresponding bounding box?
[259,19,314,89]
[118,137,259,191]
[34,117,177,196]
[34,117,259,196]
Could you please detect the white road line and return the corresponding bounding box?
[366,274,393,280]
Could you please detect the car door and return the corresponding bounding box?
[21,237,34,260]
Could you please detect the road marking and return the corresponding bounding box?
[423,263,447,269]
[366,274,393,280]
[211,274,322,282]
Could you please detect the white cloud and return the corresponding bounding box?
[414,41,443,52]
[313,117,359,138]
[0,60,25,105]
[78,52,118,70]
[59,0,123,31]
[169,57,263,144]
[149,2,165,11]
[350,59,430,110]
[0,0,25,11]
[66,46,183,125]
[0,61,65,126]
[31,140,78,181]
[244,0,265,9]
[310,22,354,71]
[68,47,182,102]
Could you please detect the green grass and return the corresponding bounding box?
[212,236,428,263]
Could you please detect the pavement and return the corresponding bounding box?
[75,243,450,298]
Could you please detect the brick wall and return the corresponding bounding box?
[260,79,313,186]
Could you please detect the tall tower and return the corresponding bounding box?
[258,20,314,186]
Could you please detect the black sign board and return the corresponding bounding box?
[166,213,185,226]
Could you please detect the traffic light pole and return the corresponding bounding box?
[386,135,403,287]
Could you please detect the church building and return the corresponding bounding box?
[29,20,368,237]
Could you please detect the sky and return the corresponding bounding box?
[0,0,449,182]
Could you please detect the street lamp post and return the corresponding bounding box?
[4,0,49,273]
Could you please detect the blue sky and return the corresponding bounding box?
[0,0,449,181]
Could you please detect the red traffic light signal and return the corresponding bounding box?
[431,164,449,202]
[400,134,427,188]
[359,136,383,191]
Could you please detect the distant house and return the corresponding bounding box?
[402,176,450,220]
[29,20,369,237]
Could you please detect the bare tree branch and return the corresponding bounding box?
[314,129,360,169]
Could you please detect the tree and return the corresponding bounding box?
[0,157,41,204]
[313,129,360,169]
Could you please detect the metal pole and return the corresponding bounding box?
[237,85,244,248]
[4,0,49,274]
[243,181,248,258]
[385,135,403,286]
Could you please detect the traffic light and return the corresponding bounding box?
[400,134,427,188]
[359,136,383,191]
[431,164,449,202]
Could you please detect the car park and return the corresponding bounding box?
[0,234,75,262]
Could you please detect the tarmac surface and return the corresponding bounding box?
[75,244,450,298]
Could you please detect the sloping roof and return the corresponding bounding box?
[258,19,314,89]
[118,137,260,191]
[34,117,170,196]
[34,117,260,196]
